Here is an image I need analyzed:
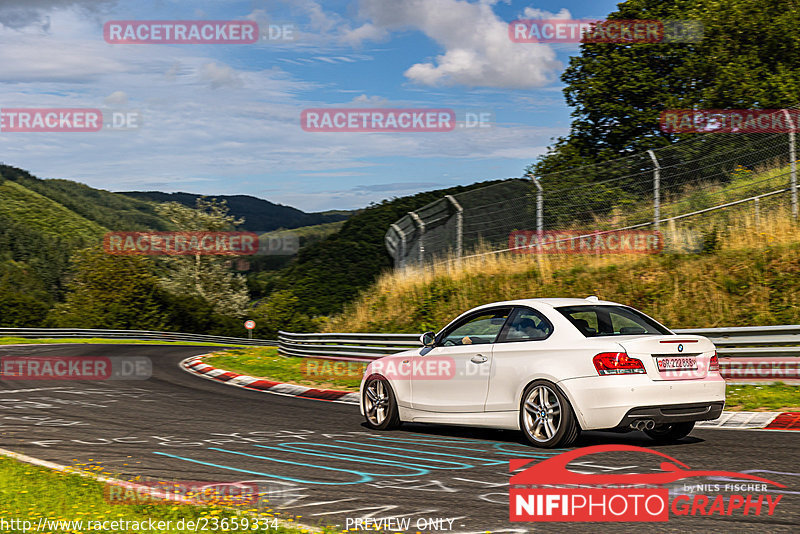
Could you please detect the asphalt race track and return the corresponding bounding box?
[0,344,797,533]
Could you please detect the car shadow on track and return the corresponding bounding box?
[362,422,704,448]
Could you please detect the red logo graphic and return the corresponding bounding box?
[509,230,663,254]
[1,357,112,380]
[104,481,259,505]
[364,357,458,380]
[509,19,665,44]
[300,109,456,132]
[0,108,103,132]
[660,109,800,133]
[104,21,259,44]
[103,231,258,255]
[510,445,785,522]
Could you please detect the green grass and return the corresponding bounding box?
[205,348,365,391]
[0,455,317,534]
[725,382,800,411]
[0,337,254,347]
[206,350,800,408]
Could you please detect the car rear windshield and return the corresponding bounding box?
[555,305,671,337]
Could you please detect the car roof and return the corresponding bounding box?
[470,297,622,311]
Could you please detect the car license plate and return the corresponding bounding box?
[655,356,698,371]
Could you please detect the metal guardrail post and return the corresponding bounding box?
[444,195,464,258]
[783,110,798,219]
[389,223,407,268]
[648,150,661,230]
[409,211,426,265]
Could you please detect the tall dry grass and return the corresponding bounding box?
[324,201,800,333]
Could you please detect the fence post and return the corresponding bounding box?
[444,195,464,258]
[783,110,798,219]
[648,150,661,230]
[529,173,544,239]
[409,211,425,265]
[390,223,407,268]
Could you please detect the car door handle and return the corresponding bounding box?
[470,354,488,364]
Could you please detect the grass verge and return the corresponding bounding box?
[204,348,363,391]
[0,454,318,534]
[0,337,253,347]
[203,350,799,409]
[724,382,800,411]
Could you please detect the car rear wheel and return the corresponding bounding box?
[520,380,579,448]
[363,376,401,430]
[644,421,695,443]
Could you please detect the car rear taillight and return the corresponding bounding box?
[593,352,646,375]
[709,351,719,372]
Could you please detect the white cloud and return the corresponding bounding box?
[520,7,572,20]
[103,90,127,106]
[0,0,114,30]
[198,62,243,89]
[352,0,562,89]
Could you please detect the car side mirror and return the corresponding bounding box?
[420,331,436,347]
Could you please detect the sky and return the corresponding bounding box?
[0,0,623,212]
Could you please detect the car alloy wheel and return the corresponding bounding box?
[363,376,400,430]
[520,380,579,448]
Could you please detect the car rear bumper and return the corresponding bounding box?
[614,401,724,428]
[558,374,726,430]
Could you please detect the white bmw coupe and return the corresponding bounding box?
[360,297,725,448]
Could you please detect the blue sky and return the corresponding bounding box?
[0,0,622,212]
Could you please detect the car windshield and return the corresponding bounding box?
[555,305,671,337]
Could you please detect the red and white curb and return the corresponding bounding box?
[695,411,800,431]
[180,355,800,429]
[180,354,360,405]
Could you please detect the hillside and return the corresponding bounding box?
[324,205,800,333]
[0,165,172,232]
[121,191,350,232]
[250,179,512,335]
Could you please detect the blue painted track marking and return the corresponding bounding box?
[249,444,439,472]
[331,440,506,466]
[154,450,373,485]
[257,442,476,469]
[365,435,561,458]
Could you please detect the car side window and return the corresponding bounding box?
[440,309,511,346]
[497,307,553,342]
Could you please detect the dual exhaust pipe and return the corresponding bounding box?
[630,419,656,431]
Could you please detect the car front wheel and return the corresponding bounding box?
[520,380,579,448]
[363,376,401,430]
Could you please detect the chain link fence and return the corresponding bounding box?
[386,109,799,267]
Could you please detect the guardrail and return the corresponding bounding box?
[0,328,276,346]
[277,327,800,380]
[279,326,800,360]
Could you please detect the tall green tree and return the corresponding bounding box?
[155,198,250,318]
[48,248,167,329]
[531,0,800,176]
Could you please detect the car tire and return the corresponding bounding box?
[362,375,401,430]
[644,421,695,443]
[520,380,580,448]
